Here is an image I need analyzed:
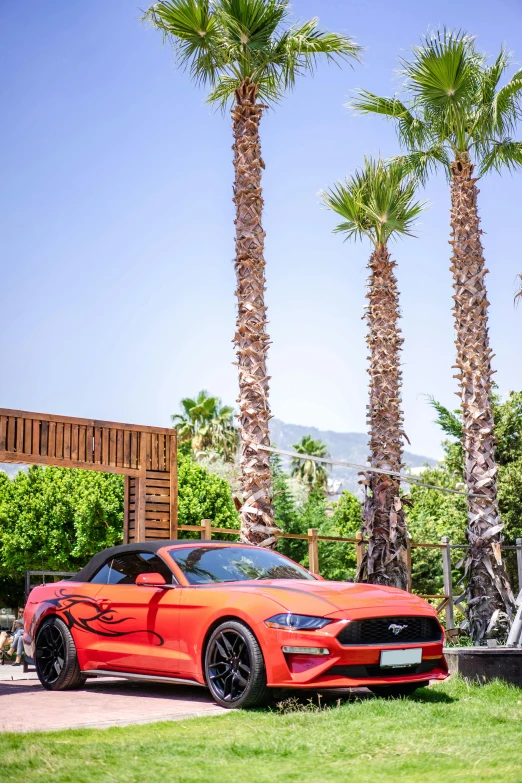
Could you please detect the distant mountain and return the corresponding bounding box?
[269,418,436,496]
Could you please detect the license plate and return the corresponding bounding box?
[380,648,422,668]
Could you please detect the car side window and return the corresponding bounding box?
[90,552,174,585]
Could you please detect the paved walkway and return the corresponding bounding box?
[0,665,226,732]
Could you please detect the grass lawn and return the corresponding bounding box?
[3,678,522,783]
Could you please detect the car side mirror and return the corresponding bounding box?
[314,574,326,581]
[135,572,167,587]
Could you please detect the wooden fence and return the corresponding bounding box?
[0,408,178,543]
[178,521,522,631]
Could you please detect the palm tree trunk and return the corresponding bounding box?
[450,153,515,641]
[358,244,409,590]
[232,78,280,548]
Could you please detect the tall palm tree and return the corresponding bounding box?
[144,0,361,548]
[172,390,238,461]
[321,158,426,590]
[352,30,521,637]
[290,435,329,493]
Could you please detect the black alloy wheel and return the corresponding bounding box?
[35,616,86,691]
[205,621,270,709]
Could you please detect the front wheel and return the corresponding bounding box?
[369,681,429,698]
[35,616,86,691]
[204,621,270,709]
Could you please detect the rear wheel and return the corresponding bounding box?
[369,681,429,698]
[35,616,86,691]
[204,621,270,709]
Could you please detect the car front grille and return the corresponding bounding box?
[329,659,442,679]
[336,616,442,646]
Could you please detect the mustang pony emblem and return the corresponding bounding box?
[388,623,408,635]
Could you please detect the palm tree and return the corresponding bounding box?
[290,435,329,493]
[321,157,426,590]
[352,30,520,637]
[143,0,361,548]
[172,390,238,461]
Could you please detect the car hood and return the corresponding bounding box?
[220,579,436,617]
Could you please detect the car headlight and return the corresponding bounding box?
[265,613,332,630]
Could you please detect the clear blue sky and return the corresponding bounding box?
[2,0,521,460]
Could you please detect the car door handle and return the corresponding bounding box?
[95,598,112,611]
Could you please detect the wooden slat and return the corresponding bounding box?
[151,435,159,471]
[79,426,86,462]
[7,418,15,452]
[48,422,56,459]
[137,473,147,542]
[86,426,94,463]
[64,424,71,459]
[123,476,130,545]
[102,429,109,465]
[16,418,24,454]
[170,433,178,539]
[56,423,64,459]
[71,425,78,461]
[40,421,49,457]
[32,419,40,455]
[143,434,152,471]
[144,519,171,531]
[146,494,170,504]
[130,432,138,469]
[109,428,116,467]
[145,470,170,479]
[145,502,170,511]
[116,429,124,468]
[0,416,7,451]
[145,511,170,520]
[0,451,140,477]
[124,431,131,468]
[0,408,173,436]
[165,436,170,471]
[24,419,32,455]
[94,427,102,463]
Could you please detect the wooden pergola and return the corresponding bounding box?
[0,408,177,543]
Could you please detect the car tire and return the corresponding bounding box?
[204,620,271,709]
[35,616,87,691]
[369,681,429,698]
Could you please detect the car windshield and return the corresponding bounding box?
[168,546,316,585]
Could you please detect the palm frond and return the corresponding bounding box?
[402,29,482,111]
[491,67,522,134]
[390,147,451,184]
[145,0,361,108]
[479,138,522,176]
[321,157,427,247]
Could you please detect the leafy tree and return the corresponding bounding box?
[0,466,124,577]
[271,454,306,564]
[172,390,238,462]
[177,451,239,531]
[144,0,361,547]
[318,491,362,581]
[322,157,426,590]
[353,29,522,639]
[430,392,522,591]
[0,456,238,602]
[406,468,467,596]
[290,435,329,494]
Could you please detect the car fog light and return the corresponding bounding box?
[282,646,330,655]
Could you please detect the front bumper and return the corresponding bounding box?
[259,614,448,688]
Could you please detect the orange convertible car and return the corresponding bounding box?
[24,541,448,708]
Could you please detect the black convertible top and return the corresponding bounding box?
[69,540,251,583]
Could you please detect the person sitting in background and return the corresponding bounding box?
[6,608,24,666]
